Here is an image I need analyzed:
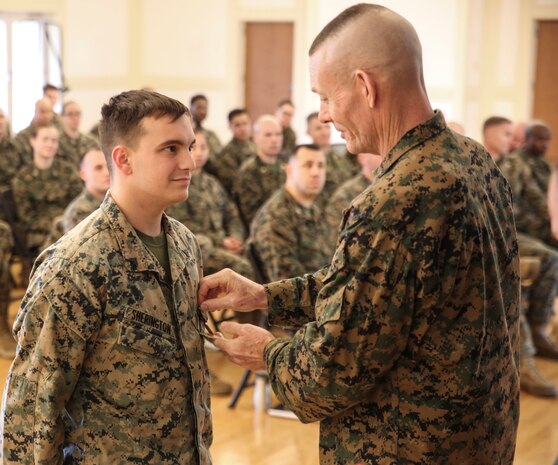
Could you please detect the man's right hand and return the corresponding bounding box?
[198,268,268,313]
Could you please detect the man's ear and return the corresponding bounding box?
[112,145,132,175]
[355,69,376,109]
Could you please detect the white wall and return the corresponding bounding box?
[1,0,557,144]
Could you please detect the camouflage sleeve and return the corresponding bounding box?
[264,266,329,327]
[256,217,311,282]
[216,183,245,241]
[500,157,548,232]
[67,169,85,204]
[263,219,416,423]
[11,177,33,232]
[325,197,347,251]
[1,263,101,464]
[235,171,260,227]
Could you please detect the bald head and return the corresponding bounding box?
[34,98,54,126]
[253,115,283,161]
[310,4,424,87]
[308,3,432,156]
[525,122,551,157]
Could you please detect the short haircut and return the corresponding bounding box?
[228,108,247,123]
[306,111,319,126]
[277,99,293,108]
[309,3,382,55]
[43,83,59,94]
[289,143,322,161]
[526,121,550,139]
[79,145,103,167]
[62,101,78,114]
[30,123,57,138]
[99,90,189,173]
[190,94,207,106]
[483,116,512,132]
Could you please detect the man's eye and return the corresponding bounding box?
[165,146,177,154]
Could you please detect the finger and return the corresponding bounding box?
[218,321,244,337]
[213,335,231,353]
[199,296,234,313]
[198,270,230,303]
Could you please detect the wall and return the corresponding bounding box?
[1,0,557,144]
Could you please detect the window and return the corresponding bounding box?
[0,13,63,133]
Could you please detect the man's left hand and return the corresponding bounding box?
[213,321,275,371]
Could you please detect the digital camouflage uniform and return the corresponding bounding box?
[316,149,362,209]
[166,171,252,278]
[0,137,23,190]
[496,156,558,329]
[235,156,285,228]
[251,188,332,282]
[498,147,556,247]
[12,125,35,166]
[205,137,256,195]
[0,220,12,296]
[11,158,83,250]
[57,131,98,167]
[325,173,370,248]
[0,194,212,464]
[62,189,103,233]
[282,126,296,153]
[201,128,222,161]
[262,112,520,465]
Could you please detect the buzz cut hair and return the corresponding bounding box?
[482,116,512,132]
[228,108,248,123]
[309,3,385,55]
[288,143,322,162]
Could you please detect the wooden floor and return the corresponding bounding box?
[1,295,557,464]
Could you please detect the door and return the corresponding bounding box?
[533,20,558,162]
[245,22,293,120]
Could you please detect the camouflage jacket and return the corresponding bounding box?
[206,137,256,194]
[251,188,332,282]
[57,131,98,167]
[325,172,370,247]
[262,111,520,465]
[282,126,296,152]
[62,189,102,233]
[12,125,34,166]
[498,148,552,241]
[0,136,23,189]
[316,149,362,209]
[1,194,212,464]
[0,220,12,260]
[11,158,82,249]
[235,156,285,228]
[201,128,222,159]
[166,171,245,246]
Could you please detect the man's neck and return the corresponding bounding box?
[34,156,55,171]
[65,128,80,139]
[257,152,278,164]
[110,186,164,236]
[86,187,107,201]
[285,184,315,208]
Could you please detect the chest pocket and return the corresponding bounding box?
[97,308,182,410]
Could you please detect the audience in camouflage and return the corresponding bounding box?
[11,124,82,252]
[235,115,286,228]
[251,144,331,282]
[205,108,256,195]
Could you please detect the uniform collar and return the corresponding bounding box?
[101,192,190,282]
[376,110,446,178]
